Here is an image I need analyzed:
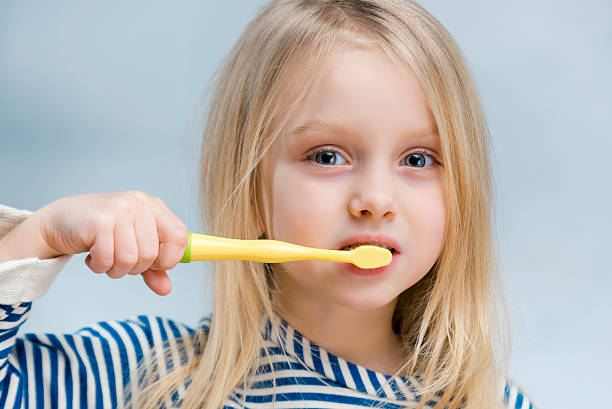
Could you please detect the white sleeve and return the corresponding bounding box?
[0,203,71,304]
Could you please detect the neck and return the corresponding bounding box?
[273,282,406,376]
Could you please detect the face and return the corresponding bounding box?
[260,46,448,312]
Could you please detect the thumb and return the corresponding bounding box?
[141,269,172,296]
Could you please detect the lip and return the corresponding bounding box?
[336,233,402,277]
[336,233,402,254]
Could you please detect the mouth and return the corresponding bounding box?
[337,234,401,255]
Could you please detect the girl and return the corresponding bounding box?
[0,0,534,408]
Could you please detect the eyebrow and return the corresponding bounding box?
[289,119,438,141]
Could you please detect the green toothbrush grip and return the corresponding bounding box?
[180,232,192,263]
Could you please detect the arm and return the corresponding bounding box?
[1,305,203,409]
[0,199,197,407]
[0,203,71,406]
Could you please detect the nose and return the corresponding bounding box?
[348,170,398,221]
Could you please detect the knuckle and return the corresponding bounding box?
[90,214,113,232]
[116,191,151,213]
[115,252,138,270]
[157,258,175,270]
[168,224,188,246]
[125,190,149,205]
[139,246,158,263]
[132,190,149,205]
[152,196,166,208]
[98,258,114,272]
[114,196,132,213]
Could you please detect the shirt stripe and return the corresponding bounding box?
[0,302,535,408]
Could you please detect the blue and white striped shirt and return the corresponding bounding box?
[0,302,534,409]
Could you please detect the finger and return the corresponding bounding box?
[127,212,159,275]
[141,269,172,296]
[150,208,188,271]
[107,217,138,279]
[85,226,115,274]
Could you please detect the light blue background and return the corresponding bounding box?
[1,1,610,408]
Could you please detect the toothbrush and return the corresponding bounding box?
[179,232,392,269]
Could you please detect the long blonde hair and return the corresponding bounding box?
[126,1,511,408]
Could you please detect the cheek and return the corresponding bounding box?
[404,184,448,253]
[431,195,448,256]
[270,168,340,245]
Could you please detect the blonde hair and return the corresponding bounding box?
[126,1,511,408]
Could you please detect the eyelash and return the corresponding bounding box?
[305,147,443,168]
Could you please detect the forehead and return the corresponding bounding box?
[288,119,439,150]
[281,46,438,145]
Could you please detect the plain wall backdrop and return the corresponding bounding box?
[1,1,610,408]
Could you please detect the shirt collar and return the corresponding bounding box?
[262,313,426,404]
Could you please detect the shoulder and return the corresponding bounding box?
[13,313,214,383]
[6,313,214,402]
[504,378,536,409]
[70,313,213,350]
[17,313,213,360]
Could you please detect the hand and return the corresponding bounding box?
[31,191,188,296]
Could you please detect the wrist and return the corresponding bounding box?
[0,214,63,262]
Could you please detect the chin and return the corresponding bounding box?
[337,292,399,312]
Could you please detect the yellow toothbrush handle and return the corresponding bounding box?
[180,232,352,264]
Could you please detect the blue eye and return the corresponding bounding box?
[402,151,439,168]
[306,148,441,168]
[307,149,348,166]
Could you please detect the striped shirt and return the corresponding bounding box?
[0,302,534,409]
